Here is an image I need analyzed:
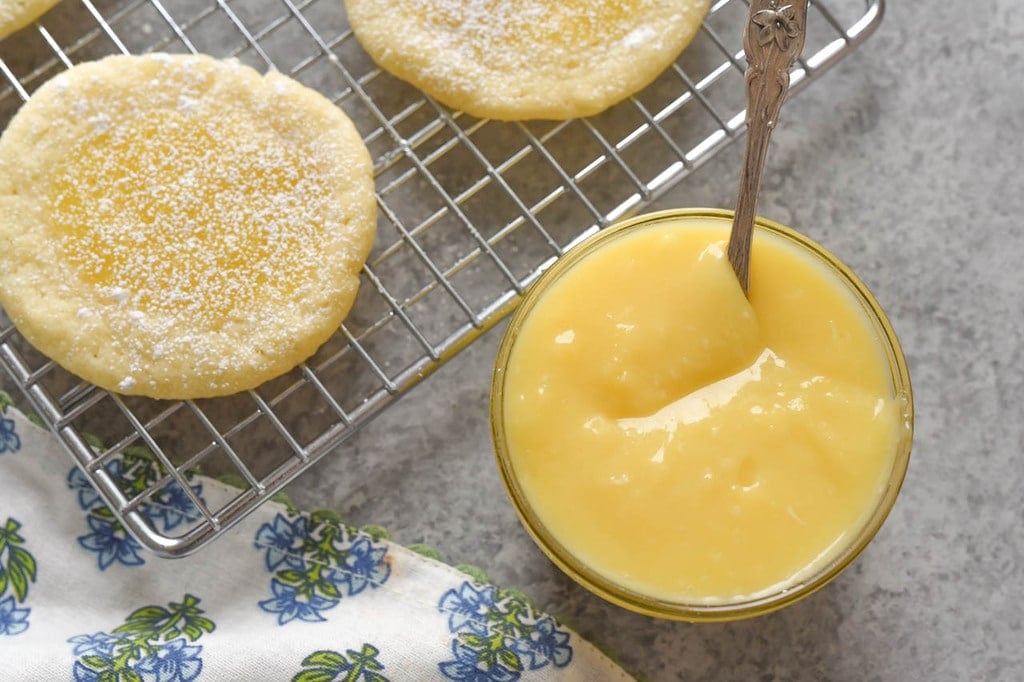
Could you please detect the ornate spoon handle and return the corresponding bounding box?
[727,0,809,294]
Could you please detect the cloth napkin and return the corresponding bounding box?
[0,394,631,681]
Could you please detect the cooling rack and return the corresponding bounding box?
[0,0,884,556]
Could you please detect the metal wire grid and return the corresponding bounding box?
[0,0,883,555]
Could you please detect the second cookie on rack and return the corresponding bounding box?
[0,0,62,40]
[0,53,377,400]
[344,0,710,121]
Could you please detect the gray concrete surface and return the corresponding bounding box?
[284,2,1024,680]
[2,0,1022,680]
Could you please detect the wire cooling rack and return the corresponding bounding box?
[0,0,883,556]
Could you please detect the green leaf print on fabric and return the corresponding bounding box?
[0,518,36,635]
[255,512,392,625]
[112,595,215,642]
[438,581,573,681]
[292,643,389,682]
[69,594,214,682]
[0,518,36,602]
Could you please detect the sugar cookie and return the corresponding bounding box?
[344,0,710,121]
[0,53,377,399]
[0,0,60,40]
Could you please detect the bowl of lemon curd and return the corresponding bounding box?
[490,208,913,621]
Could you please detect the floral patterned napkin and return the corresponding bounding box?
[0,396,631,681]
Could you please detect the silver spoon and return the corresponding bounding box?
[727,0,810,294]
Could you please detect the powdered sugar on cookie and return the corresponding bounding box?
[0,54,377,399]
[345,0,709,120]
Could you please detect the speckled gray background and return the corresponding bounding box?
[284,2,1024,680]
[3,0,1023,680]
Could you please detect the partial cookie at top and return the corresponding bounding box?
[344,0,710,121]
[0,53,377,399]
[0,0,61,39]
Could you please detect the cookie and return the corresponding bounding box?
[0,53,377,399]
[0,0,60,40]
[344,0,710,121]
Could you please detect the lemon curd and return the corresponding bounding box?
[492,209,912,620]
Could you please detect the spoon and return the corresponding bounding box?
[727,0,810,294]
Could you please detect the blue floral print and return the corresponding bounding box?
[336,536,389,596]
[67,465,105,510]
[259,579,339,625]
[437,581,573,681]
[255,512,391,625]
[0,596,30,636]
[78,515,146,570]
[0,391,17,454]
[72,661,103,682]
[0,389,592,678]
[512,617,573,670]
[68,594,214,681]
[255,513,309,572]
[135,637,204,681]
[0,413,19,454]
[439,641,519,682]
[68,631,119,656]
[67,445,205,570]
[147,481,204,532]
[0,392,19,455]
[440,582,497,635]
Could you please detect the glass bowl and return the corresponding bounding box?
[490,208,913,621]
